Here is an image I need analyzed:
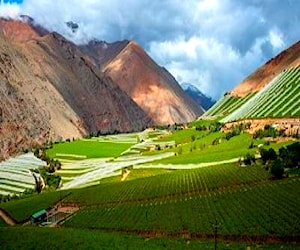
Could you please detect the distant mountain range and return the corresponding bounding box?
[204,40,300,122]
[181,83,215,111]
[0,17,203,159]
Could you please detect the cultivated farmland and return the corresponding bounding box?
[204,66,300,122]
[0,153,46,196]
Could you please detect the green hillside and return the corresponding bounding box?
[204,66,300,122]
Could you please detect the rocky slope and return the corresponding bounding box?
[81,41,204,125]
[0,18,152,159]
[230,40,300,97]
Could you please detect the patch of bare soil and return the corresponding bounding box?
[121,168,131,181]
[0,208,16,225]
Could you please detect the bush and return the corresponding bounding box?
[271,159,284,179]
[260,148,277,164]
[243,153,256,165]
[279,142,300,168]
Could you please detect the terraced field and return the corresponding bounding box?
[0,153,46,196]
[48,130,175,189]
[204,66,300,122]
[204,92,256,118]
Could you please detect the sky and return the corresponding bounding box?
[0,0,299,100]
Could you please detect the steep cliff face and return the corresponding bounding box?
[80,40,129,68]
[94,41,204,125]
[230,41,300,97]
[0,19,152,159]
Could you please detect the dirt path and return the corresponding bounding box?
[0,208,16,225]
[135,157,241,170]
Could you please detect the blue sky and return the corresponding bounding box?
[2,0,22,3]
[0,0,299,99]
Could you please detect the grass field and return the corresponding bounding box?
[46,140,133,159]
[151,132,254,164]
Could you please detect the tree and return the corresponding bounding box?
[260,148,277,164]
[271,159,284,179]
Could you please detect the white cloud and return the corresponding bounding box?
[269,28,285,50]
[0,1,20,18]
[149,36,260,99]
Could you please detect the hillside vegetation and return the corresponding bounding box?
[204,66,300,122]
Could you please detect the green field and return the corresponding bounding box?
[65,179,300,238]
[63,163,271,206]
[154,132,255,164]
[46,140,133,159]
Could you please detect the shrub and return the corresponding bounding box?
[243,153,256,165]
[271,159,284,179]
[260,148,277,164]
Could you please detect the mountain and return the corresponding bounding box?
[0,18,152,159]
[80,41,204,125]
[181,83,215,111]
[204,40,300,122]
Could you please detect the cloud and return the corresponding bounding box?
[0,0,299,99]
[0,0,20,18]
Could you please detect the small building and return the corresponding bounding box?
[31,209,47,224]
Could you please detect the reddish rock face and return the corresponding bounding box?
[0,19,152,159]
[230,41,300,97]
[82,40,204,125]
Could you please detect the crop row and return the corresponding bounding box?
[65,163,271,206]
[221,66,300,122]
[64,178,300,237]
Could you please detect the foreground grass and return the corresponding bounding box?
[0,227,299,250]
[46,140,133,159]
[0,216,6,227]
